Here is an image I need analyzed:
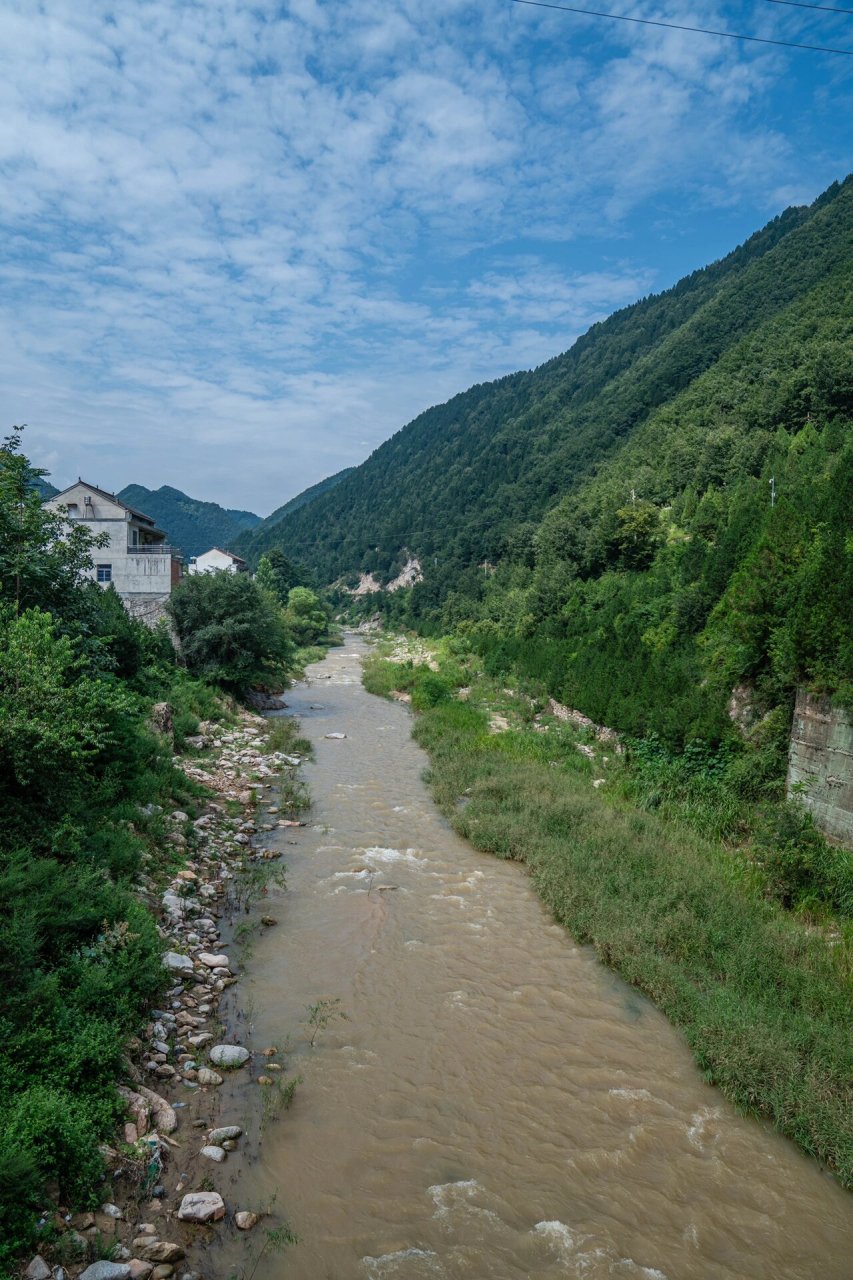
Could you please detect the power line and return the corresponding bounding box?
[508,0,853,54]
[760,0,853,14]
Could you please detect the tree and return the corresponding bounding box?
[168,571,293,691]
[283,586,330,646]
[0,428,102,615]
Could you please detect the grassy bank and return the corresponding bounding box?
[363,648,853,1188]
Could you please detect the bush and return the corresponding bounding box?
[411,671,453,710]
[168,571,293,692]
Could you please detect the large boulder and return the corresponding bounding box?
[79,1265,132,1280]
[209,1044,250,1068]
[177,1192,226,1224]
[137,1085,177,1135]
[162,952,193,974]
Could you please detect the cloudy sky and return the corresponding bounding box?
[1,0,850,514]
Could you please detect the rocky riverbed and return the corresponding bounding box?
[23,706,301,1280]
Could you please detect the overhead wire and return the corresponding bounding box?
[759,0,853,15]
[508,0,853,54]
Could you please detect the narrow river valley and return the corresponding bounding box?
[217,639,853,1280]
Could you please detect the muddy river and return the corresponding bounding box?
[212,638,853,1279]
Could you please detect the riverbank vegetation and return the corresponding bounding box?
[362,643,853,1186]
[0,431,331,1273]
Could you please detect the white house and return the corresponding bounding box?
[187,547,248,575]
[44,480,181,623]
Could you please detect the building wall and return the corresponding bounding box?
[787,689,853,846]
[188,549,241,574]
[45,484,173,600]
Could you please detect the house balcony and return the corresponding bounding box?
[127,543,179,556]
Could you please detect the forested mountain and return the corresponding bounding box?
[262,176,851,748]
[235,465,354,562]
[264,177,851,598]
[117,484,261,559]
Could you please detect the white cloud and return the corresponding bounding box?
[0,0,847,511]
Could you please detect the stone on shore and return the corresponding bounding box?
[197,953,229,969]
[209,1044,250,1068]
[26,1258,51,1280]
[208,1125,242,1143]
[196,1067,222,1086]
[140,1243,184,1265]
[163,953,194,974]
[136,1085,177,1135]
[127,1264,154,1280]
[200,1145,226,1162]
[177,1192,226,1223]
[79,1264,132,1280]
[235,1211,259,1230]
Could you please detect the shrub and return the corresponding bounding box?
[168,571,293,692]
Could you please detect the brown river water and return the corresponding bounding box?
[210,638,853,1280]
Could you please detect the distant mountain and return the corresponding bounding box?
[255,177,853,603]
[235,467,355,563]
[33,476,58,499]
[117,484,261,560]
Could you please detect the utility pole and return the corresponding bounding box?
[630,488,636,505]
[769,477,776,508]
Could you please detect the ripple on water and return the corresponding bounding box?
[361,1248,444,1277]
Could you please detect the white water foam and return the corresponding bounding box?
[533,1219,578,1259]
[361,845,428,867]
[362,1247,442,1276]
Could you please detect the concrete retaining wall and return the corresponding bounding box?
[787,689,853,845]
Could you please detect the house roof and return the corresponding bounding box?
[204,546,247,564]
[48,480,163,531]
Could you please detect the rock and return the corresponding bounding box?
[235,1211,259,1230]
[26,1257,52,1280]
[79,1265,132,1280]
[177,1192,226,1223]
[100,1202,123,1219]
[148,703,173,740]
[324,732,346,739]
[208,1125,242,1142]
[257,1075,273,1086]
[151,1268,173,1280]
[260,916,278,926]
[117,1086,150,1137]
[137,1085,177,1135]
[127,1264,154,1280]
[140,1243,184,1264]
[163,953,194,974]
[200,1144,226,1162]
[197,953,229,969]
[196,1067,222,1086]
[209,1044,250,1068]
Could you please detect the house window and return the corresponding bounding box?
[96,564,112,583]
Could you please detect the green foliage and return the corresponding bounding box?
[168,570,293,692]
[282,586,331,647]
[0,428,103,617]
[0,434,240,1268]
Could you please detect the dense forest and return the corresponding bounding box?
[235,466,354,562]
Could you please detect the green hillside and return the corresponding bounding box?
[235,466,354,563]
[260,177,851,596]
[117,484,260,560]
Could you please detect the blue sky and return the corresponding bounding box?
[1,0,850,514]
